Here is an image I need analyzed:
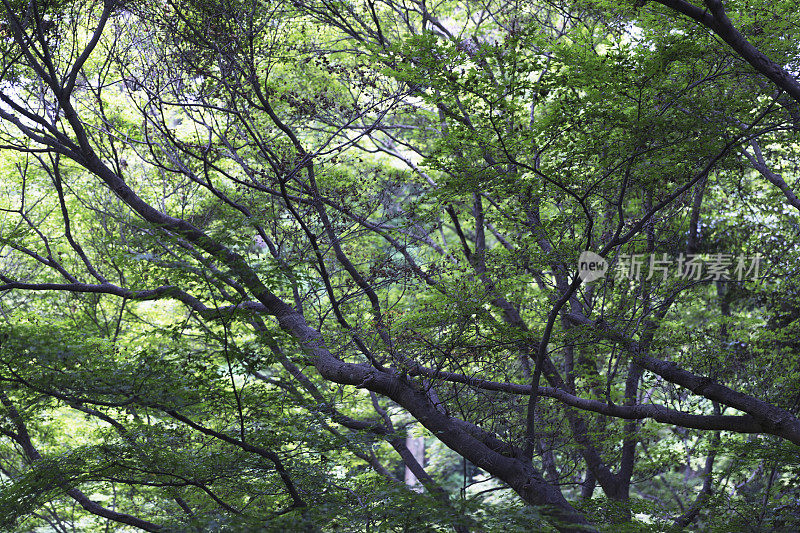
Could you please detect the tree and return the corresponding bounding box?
[0,0,799,530]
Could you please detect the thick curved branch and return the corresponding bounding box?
[565,312,800,445]
[406,364,773,434]
[653,0,800,103]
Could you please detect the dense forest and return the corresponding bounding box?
[0,0,799,531]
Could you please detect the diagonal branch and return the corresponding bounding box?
[653,0,800,103]
[0,389,163,532]
[565,312,800,445]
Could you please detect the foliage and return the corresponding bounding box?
[0,0,799,531]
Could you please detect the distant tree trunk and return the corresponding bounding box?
[404,434,425,491]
